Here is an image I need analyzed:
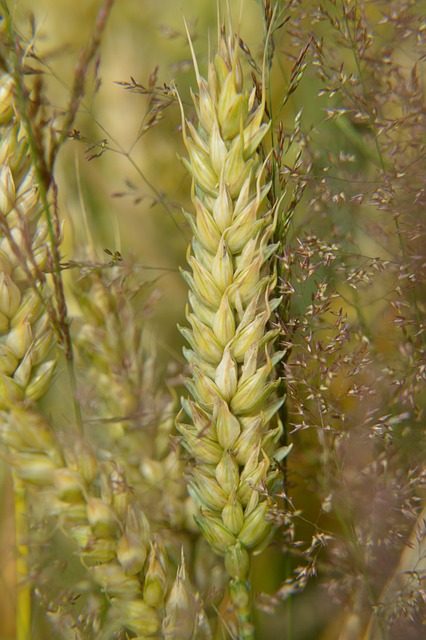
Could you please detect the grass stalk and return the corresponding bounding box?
[230,579,254,640]
[12,474,31,640]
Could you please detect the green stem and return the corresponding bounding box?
[230,579,254,640]
[12,473,31,640]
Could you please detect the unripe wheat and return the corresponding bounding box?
[0,72,55,408]
[178,26,287,638]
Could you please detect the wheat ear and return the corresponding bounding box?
[1,408,162,637]
[0,409,210,640]
[2,407,210,639]
[178,26,286,638]
[0,77,56,407]
[73,266,189,531]
[0,47,58,638]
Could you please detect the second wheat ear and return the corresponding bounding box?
[177,25,288,638]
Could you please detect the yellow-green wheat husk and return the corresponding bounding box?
[178,26,287,637]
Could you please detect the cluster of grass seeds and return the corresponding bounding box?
[252,1,426,638]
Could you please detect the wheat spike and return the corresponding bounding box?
[178,25,288,637]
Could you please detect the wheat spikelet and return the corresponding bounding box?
[0,71,56,408]
[163,551,211,640]
[178,24,288,636]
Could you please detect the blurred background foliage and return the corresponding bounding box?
[0,0,425,638]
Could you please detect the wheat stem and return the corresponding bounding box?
[12,473,31,640]
[230,579,254,640]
